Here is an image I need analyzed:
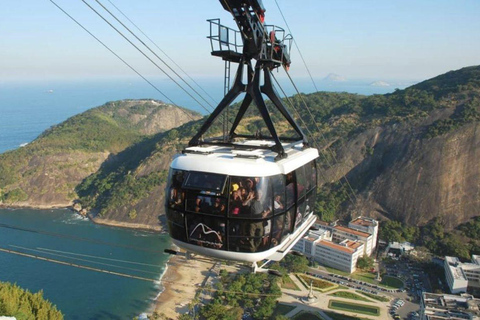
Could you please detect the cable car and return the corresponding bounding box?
[164,0,319,269]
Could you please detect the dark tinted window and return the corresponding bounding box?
[183,172,227,193]
[272,175,286,214]
[295,166,306,200]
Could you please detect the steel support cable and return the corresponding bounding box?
[48,0,195,123]
[283,69,359,204]
[269,72,333,184]
[0,222,163,253]
[273,0,319,92]
[105,0,219,106]
[38,247,160,267]
[273,73,357,207]
[94,0,217,111]
[80,0,212,115]
[10,245,160,276]
[0,247,282,297]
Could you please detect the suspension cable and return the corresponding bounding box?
[0,246,282,297]
[94,0,217,111]
[0,222,163,253]
[282,69,359,204]
[105,0,218,106]
[80,0,213,115]
[10,245,160,276]
[48,0,196,123]
[274,0,319,92]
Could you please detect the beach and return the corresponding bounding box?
[153,254,216,319]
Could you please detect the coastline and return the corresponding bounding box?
[0,204,164,232]
[152,254,216,319]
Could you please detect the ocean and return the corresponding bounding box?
[0,76,411,154]
[0,76,410,318]
[0,209,170,319]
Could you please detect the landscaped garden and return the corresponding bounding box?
[297,274,336,291]
[328,300,380,316]
[380,275,404,289]
[328,291,371,302]
[292,311,325,320]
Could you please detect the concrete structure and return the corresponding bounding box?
[386,241,415,258]
[349,216,379,251]
[292,229,364,273]
[332,225,374,256]
[445,256,480,294]
[292,217,379,273]
[445,256,469,294]
[314,239,364,273]
[420,292,480,320]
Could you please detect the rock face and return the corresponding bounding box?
[0,99,200,209]
[326,109,480,229]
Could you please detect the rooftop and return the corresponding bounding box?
[423,293,480,317]
[350,217,378,227]
[173,140,319,177]
[446,256,468,281]
[334,225,371,238]
[318,240,354,254]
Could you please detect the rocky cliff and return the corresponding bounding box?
[1,66,479,232]
[0,99,200,211]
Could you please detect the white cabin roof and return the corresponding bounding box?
[170,140,318,177]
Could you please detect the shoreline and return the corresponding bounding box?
[0,204,164,233]
[152,254,216,319]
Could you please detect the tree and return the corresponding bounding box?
[357,256,374,270]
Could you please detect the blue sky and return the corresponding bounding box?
[1,0,479,83]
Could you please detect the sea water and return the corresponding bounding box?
[0,77,408,154]
[0,76,409,318]
[0,208,170,320]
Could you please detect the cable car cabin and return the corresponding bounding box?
[165,140,318,263]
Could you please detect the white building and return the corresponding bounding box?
[420,292,480,320]
[332,225,374,256]
[315,239,364,273]
[444,256,480,294]
[292,228,364,273]
[349,216,379,251]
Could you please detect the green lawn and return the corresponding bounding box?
[356,291,390,302]
[328,291,371,302]
[297,274,336,291]
[272,303,296,317]
[328,300,380,316]
[281,276,300,291]
[292,311,325,320]
[380,275,404,289]
[324,311,371,320]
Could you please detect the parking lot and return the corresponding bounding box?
[308,257,426,319]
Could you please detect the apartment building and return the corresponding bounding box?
[292,228,365,273]
[420,292,480,320]
[445,256,480,294]
[349,216,379,251]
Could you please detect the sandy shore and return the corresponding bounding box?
[152,255,216,319]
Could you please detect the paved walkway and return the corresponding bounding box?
[278,273,392,319]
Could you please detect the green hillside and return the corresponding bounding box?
[0,99,200,207]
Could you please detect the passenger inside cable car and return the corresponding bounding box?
[165,160,317,254]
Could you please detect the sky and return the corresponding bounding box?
[1,0,479,84]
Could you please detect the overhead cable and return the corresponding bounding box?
[94,0,217,111]
[105,0,219,106]
[274,0,319,92]
[48,0,196,122]
[79,0,212,114]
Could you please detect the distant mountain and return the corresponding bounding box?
[0,99,200,228]
[370,80,390,87]
[324,73,347,82]
[1,66,480,234]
